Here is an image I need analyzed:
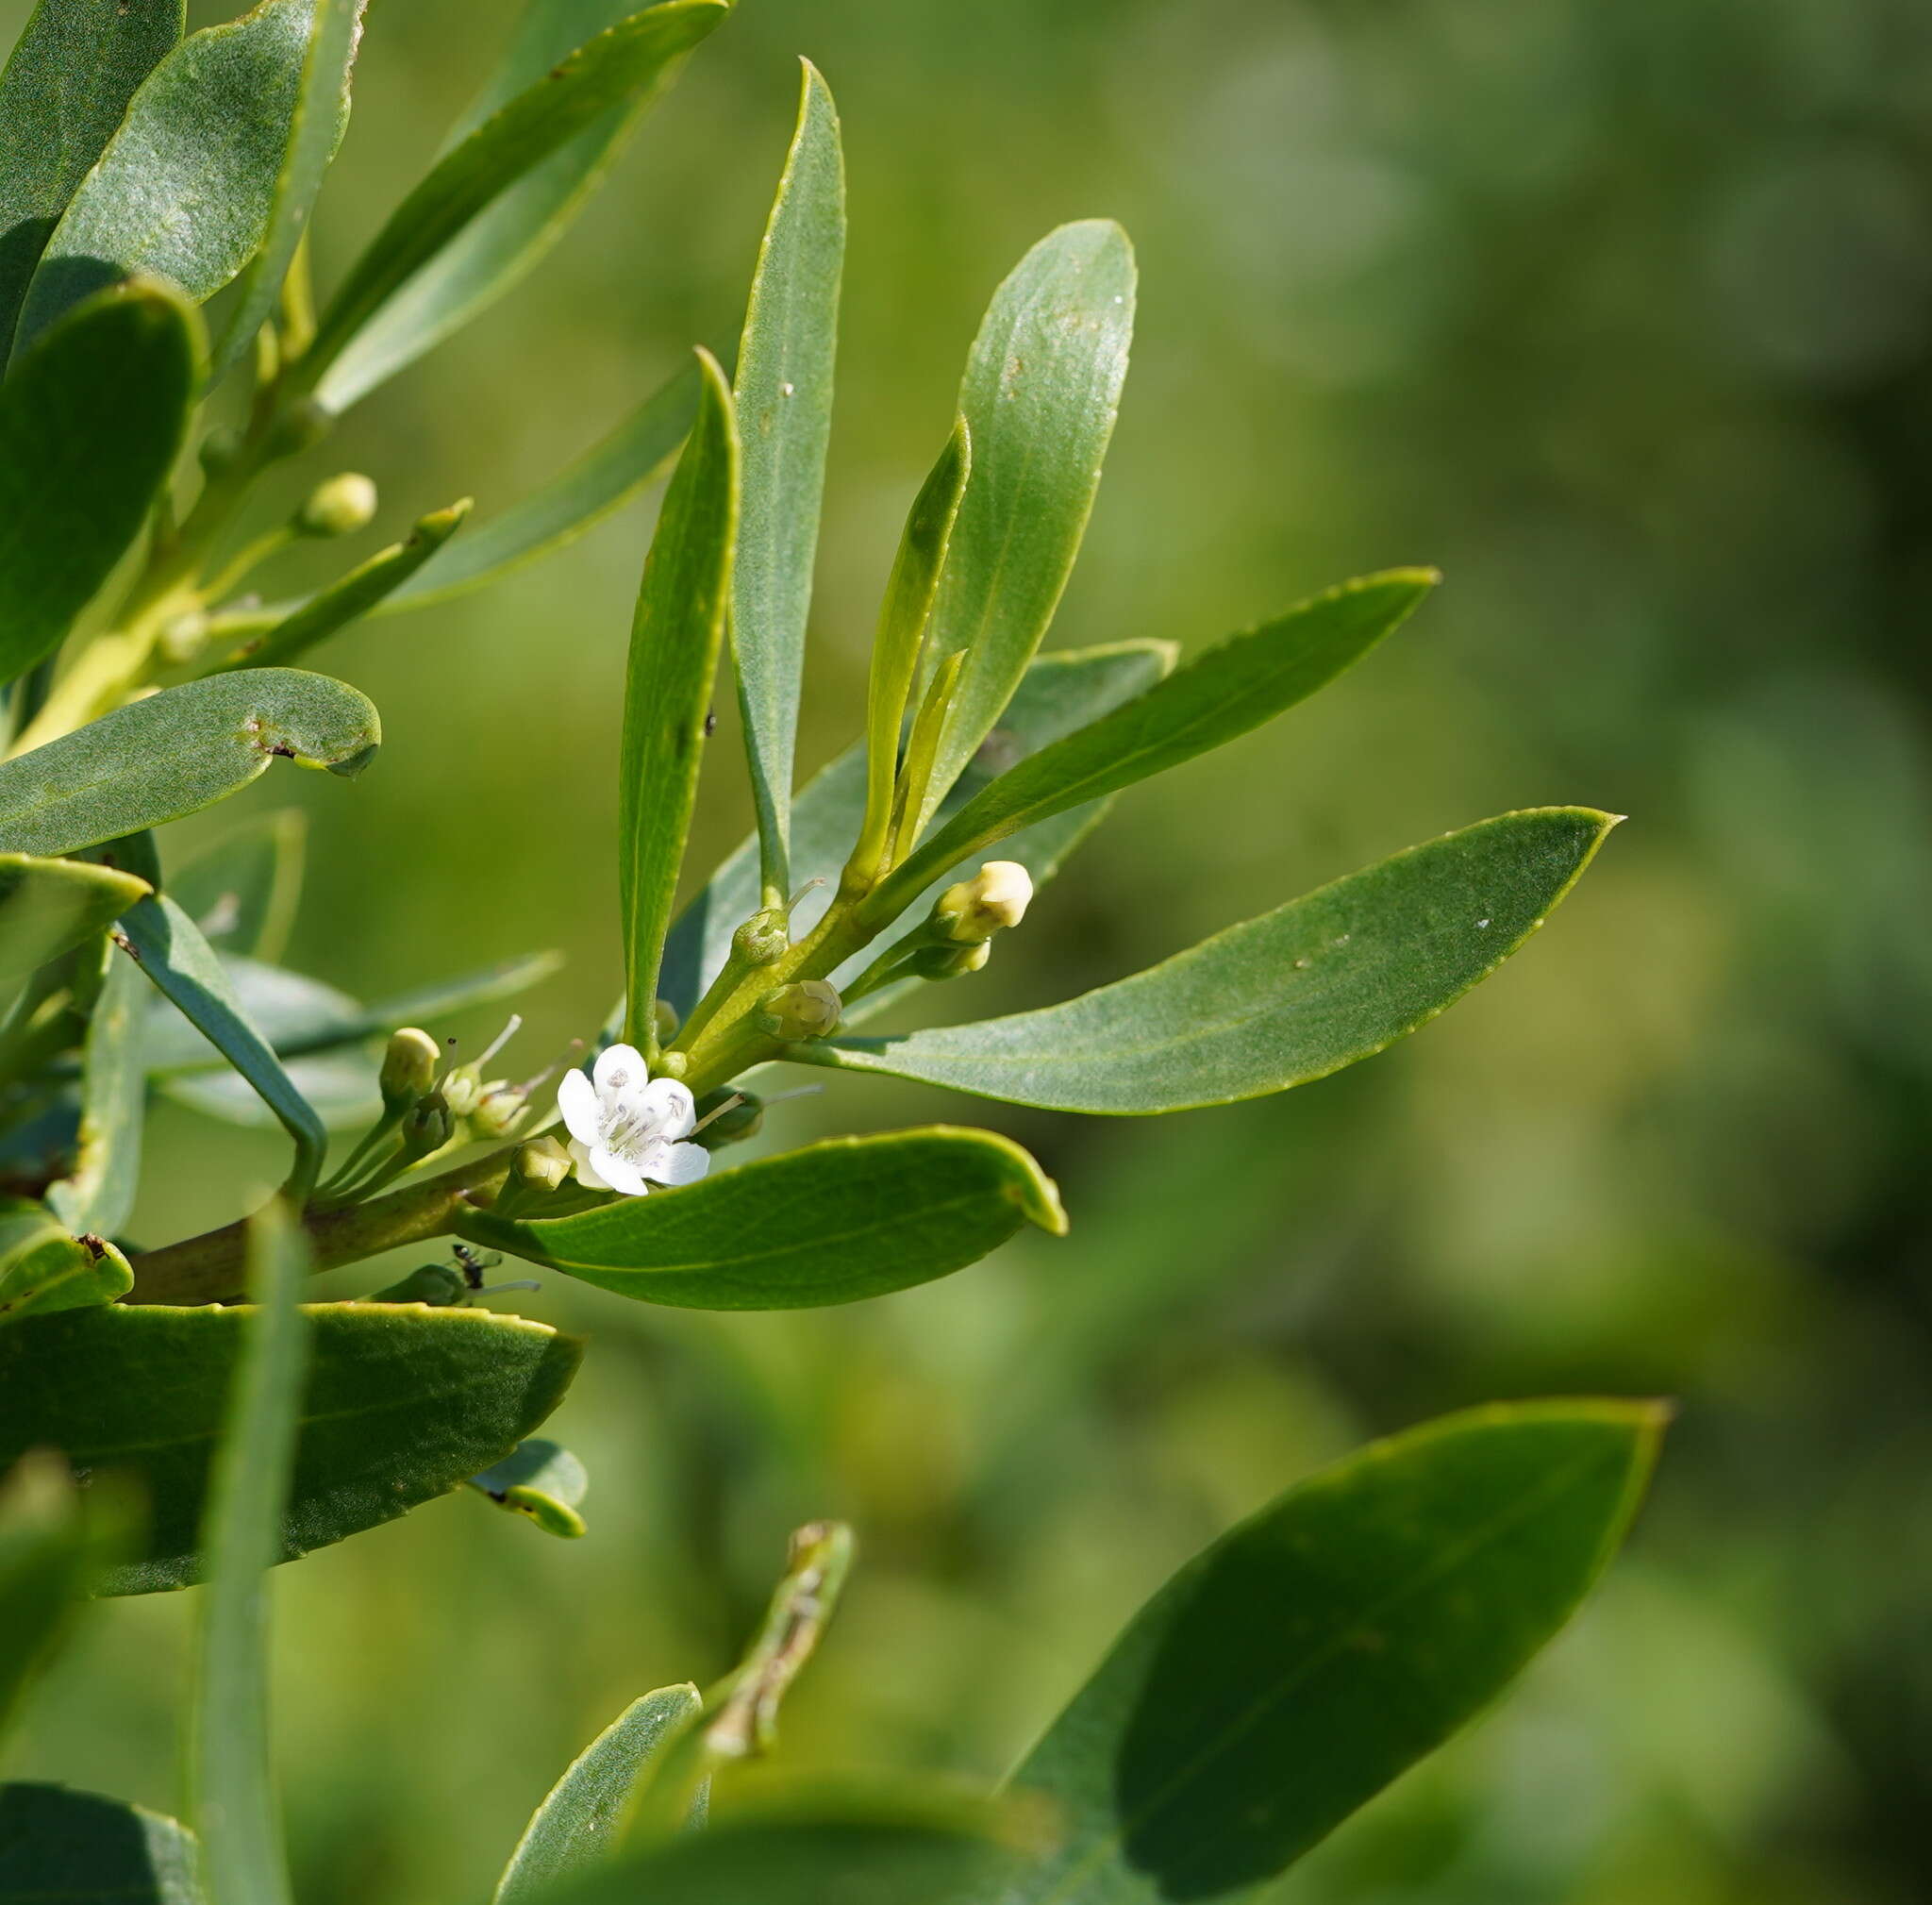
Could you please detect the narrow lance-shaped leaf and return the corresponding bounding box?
[16,0,341,349]
[458,1127,1066,1308]
[732,58,844,904]
[916,221,1135,825]
[799,809,1620,1111]
[619,350,738,1048]
[117,897,326,1199]
[0,1199,132,1325]
[982,1400,1665,1904]
[192,1203,308,1905]
[212,501,471,671]
[213,0,367,378]
[0,669,379,859]
[301,0,731,399]
[317,0,716,412]
[0,0,182,366]
[874,571,1436,923]
[0,854,149,987]
[491,1684,702,1905]
[0,280,197,689]
[661,639,1172,1018]
[46,946,148,1239]
[0,1299,584,1595]
[0,1786,201,1905]
[846,417,971,890]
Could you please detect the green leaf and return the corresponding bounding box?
[371,364,695,611]
[465,1437,589,1539]
[619,349,737,1047]
[917,221,1135,825]
[212,0,366,378]
[0,1456,97,1736]
[315,2,716,412]
[731,58,843,903]
[0,1199,130,1325]
[0,0,183,366]
[301,0,732,400]
[848,417,971,890]
[46,949,147,1239]
[800,808,1621,1111]
[118,899,325,1198]
[192,1204,306,1905]
[160,1052,374,1133]
[211,501,471,671]
[168,810,307,962]
[16,0,341,349]
[0,1298,583,1595]
[875,571,1437,920]
[661,639,1173,1019]
[0,854,149,988]
[987,1400,1665,1903]
[538,1790,1022,1905]
[491,1684,701,1905]
[0,1784,202,1905]
[458,1126,1064,1308]
[0,669,379,859]
[0,280,197,688]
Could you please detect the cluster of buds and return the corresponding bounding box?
[841,860,1036,1008]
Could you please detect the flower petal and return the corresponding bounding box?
[644,1141,710,1188]
[590,1144,649,1197]
[592,1041,647,1098]
[637,1076,697,1139]
[568,1138,612,1192]
[557,1069,602,1146]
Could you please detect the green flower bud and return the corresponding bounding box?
[401,1091,454,1160]
[510,1136,572,1195]
[910,938,991,981]
[295,472,377,538]
[198,426,242,477]
[379,1027,441,1110]
[932,860,1033,944]
[756,978,842,1042]
[693,1088,763,1150]
[732,906,791,965]
[266,396,330,458]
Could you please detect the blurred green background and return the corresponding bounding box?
[6,0,1932,1898]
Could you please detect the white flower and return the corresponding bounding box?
[556,1043,710,1197]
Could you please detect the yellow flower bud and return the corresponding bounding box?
[379,1027,441,1110]
[296,472,377,537]
[756,978,842,1041]
[510,1136,572,1195]
[933,860,1033,944]
[911,939,991,981]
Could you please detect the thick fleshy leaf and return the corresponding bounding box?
[541,1792,1022,1905]
[660,640,1173,1019]
[0,670,378,858]
[16,0,340,348]
[194,1205,306,1905]
[619,350,737,1045]
[465,1437,589,1539]
[917,221,1135,824]
[0,1785,202,1905]
[316,2,715,411]
[0,280,197,688]
[874,572,1437,920]
[302,0,731,398]
[168,810,307,962]
[0,854,148,987]
[212,0,366,377]
[731,58,843,902]
[118,899,325,1197]
[0,1298,583,1595]
[0,1456,99,1736]
[45,949,147,1239]
[212,501,470,670]
[985,1401,1665,1904]
[0,0,182,365]
[0,1199,129,1324]
[459,1127,1065,1308]
[491,1684,701,1905]
[799,809,1620,1111]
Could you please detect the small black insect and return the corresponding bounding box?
[703,709,718,737]
[450,1241,502,1291]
